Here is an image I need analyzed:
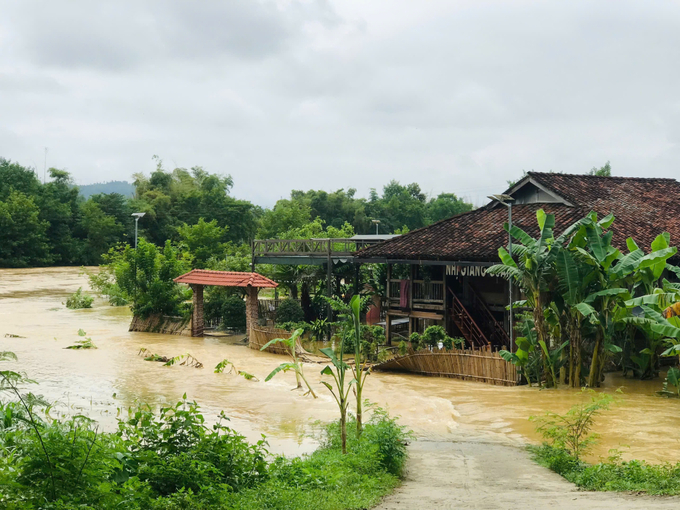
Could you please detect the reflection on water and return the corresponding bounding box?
[1,267,679,462]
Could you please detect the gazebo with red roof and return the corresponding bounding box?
[174,269,278,337]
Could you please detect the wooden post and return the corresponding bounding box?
[409,264,415,309]
[386,263,392,345]
[191,284,204,337]
[245,285,259,338]
[326,240,333,340]
[354,263,360,296]
[386,313,392,346]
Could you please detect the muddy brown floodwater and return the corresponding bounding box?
[1,267,679,463]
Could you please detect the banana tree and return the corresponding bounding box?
[318,295,363,453]
[488,209,587,387]
[554,246,599,387]
[499,315,541,384]
[261,329,317,398]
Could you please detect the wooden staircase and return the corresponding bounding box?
[467,284,511,347]
[449,290,489,347]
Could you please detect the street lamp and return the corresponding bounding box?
[131,213,145,307]
[488,194,515,351]
[371,219,381,235]
[131,212,146,249]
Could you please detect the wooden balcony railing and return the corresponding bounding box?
[388,279,444,309]
[412,280,444,303]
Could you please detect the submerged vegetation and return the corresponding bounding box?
[261,329,317,398]
[64,329,98,349]
[65,287,94,309]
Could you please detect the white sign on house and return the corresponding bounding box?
[446,265,491,277]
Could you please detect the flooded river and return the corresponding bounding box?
[1,267,679,463]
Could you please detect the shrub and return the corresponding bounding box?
[275,298,304,324]
[409,332,421,350]
[398,340,408,356]
[65,287,94,309]
[531,390,614,460]
[221,295,246,329]
[530,444,680,495]
[118,397,268,496]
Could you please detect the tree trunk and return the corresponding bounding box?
[533,293,554,387]
[559,312,568,385]
[573,329,583,388]
[569,314,582,388]
[300,282,313,322]
[356,384,363,438]
[340,407,347,454]
[588,333,601,388]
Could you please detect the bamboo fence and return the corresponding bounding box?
[129,314,191,336]
[373,346,519,386]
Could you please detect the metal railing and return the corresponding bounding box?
[252,238,385,257]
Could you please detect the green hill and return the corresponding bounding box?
[78,181,134,198]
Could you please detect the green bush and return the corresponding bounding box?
[0,388,408,509]
[221,295,246,329]
[275,298,304,324]
[65,287,94,309]
[531,444,680,495]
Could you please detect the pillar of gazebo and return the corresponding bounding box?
[245,285,259,336]
[191,284,204,337]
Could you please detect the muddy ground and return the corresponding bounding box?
[375,439,680,509]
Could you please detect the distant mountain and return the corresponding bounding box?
[77,181,134,198]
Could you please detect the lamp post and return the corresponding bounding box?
[132,212,145,249]
[131,213,145,306]
[488,194,515,351]
[371,219,381,235]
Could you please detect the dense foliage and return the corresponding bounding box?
[65,287,94,309]
[489,209,680,388]
[0,156,472,268]
[91,239,191,318]
[0,389,408,509]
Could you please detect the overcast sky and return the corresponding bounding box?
[1,0,679,207]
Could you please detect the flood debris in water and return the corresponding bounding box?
[4,333,25,338]
[214,359,238,374]
[64,329,98,349]
[137,348,203,368]
[238,371,258,381]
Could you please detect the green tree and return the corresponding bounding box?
[589,161,612,177]
[79,201,124,264]
[177,218,229,269]
[426,192,473,222]
[108,239,191,318]
[257,199,311,239]
[0,191,51,267]
[37,168,83,265]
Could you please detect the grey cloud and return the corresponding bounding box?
[5,0,341,71]
[1,0,679,207]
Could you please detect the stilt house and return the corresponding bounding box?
[354,172,680,346]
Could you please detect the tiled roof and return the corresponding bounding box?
[174,270,278,288]
[356,172,680,262]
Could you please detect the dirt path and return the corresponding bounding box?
[375,439,680,509]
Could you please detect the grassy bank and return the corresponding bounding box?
[0,396,408,510]
[530,444,680,495]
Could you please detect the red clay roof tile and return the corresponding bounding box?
[174,270,278,288]
[356,172,680,262]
